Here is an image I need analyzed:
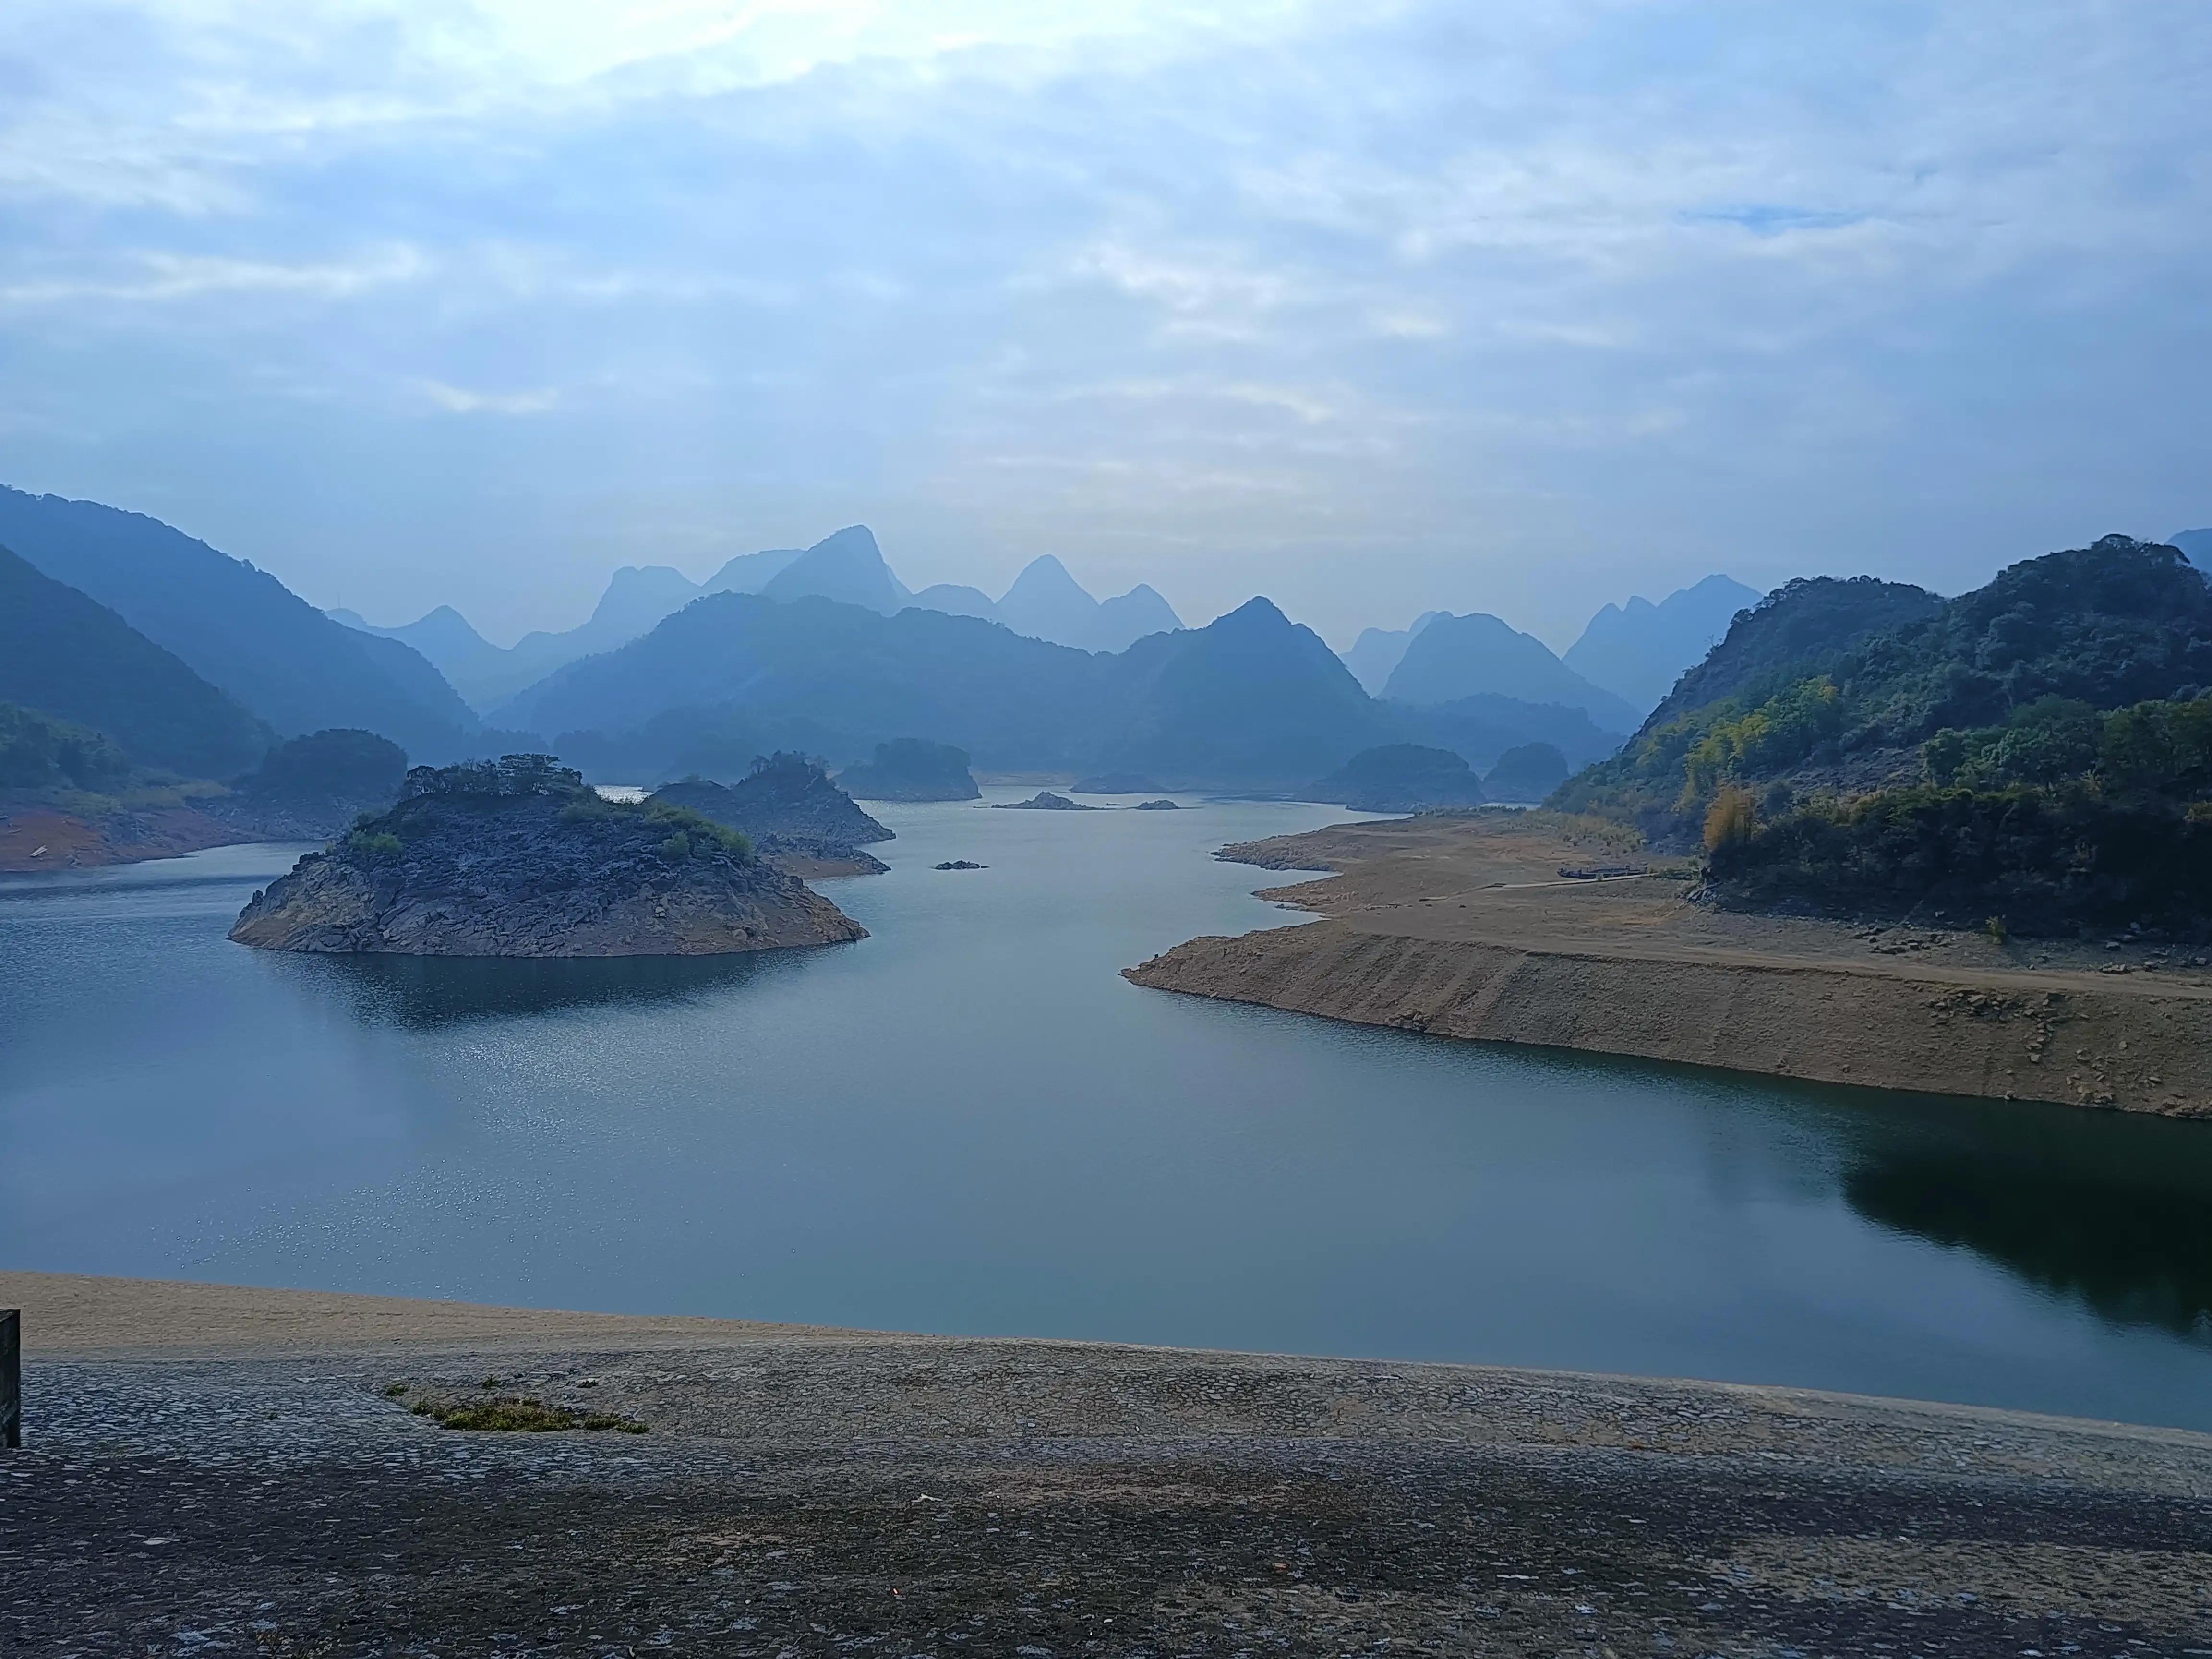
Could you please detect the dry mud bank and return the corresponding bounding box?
[9,1272,2212,1656]
[1125,814,2212,1116]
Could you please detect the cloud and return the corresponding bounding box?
[0,246,428,306]
[0,0,2206,646]
[417,379,560,415]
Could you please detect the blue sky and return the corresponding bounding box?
[2,0,2207,649]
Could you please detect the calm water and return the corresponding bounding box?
[9,792,2212,1430]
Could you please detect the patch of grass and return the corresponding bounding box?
[398,1389,646,1434]
[381,1380,409,1398]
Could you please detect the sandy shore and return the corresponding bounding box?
[8,1272,2212,1654]
[1125,813,2212,1116]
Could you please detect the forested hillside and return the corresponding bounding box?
[0,487,475,757]
[1556,536,2212,932]
[0,545,271,778]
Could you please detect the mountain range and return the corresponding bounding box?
[1382,611,1641,732]
[2,481,1816,803]
[0,542,272,779]
[499,586,1375,789]
[1563,574,1762,714]
[336,530,1185,711]
[0,486,476,760]
[1340,574,1761,730]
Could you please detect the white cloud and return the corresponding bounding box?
[0,0,2206,643]
[0,245,428,305]
[417,379,561,415]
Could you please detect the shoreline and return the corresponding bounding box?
[1125,814,2212,1117]
[4,1268,2204,1444]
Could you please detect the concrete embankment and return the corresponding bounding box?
[12,1271,2212,1655]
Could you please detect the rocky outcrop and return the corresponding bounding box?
[1134,799,1180,810]
[994,791,1095,810]
[652,754,892,875]
[230,757,865,957]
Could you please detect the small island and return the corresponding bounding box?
[229,755,866,957]
[994,790,1097,811]
[651,753,893,877]
[1133,798,1180,811]
[838,739,981,802]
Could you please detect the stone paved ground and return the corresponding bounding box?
[8,1336,2212,1656]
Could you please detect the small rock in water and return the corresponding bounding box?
[934,860,987,870]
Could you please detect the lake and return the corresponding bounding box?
[8,791,2212,1430]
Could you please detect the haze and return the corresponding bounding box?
[3,0,2207,648]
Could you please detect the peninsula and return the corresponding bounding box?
[229,754,865,957]
[1126,811,2212,1116]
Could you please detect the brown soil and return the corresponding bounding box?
[0,803,250,871]
[9,1272,2212,1656]
[1125,811,2212,1116]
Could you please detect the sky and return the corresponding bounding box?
[2,1,2207,652]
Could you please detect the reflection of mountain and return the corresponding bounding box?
[289,948,799,1027]
[1844,1143,2212,1342]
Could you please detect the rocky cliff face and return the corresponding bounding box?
[229,764,865,957]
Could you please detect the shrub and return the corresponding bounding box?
[1703,785,1759,852]
[345,830,403,857]
[1706,782,2212,935]
[643,800,752,859]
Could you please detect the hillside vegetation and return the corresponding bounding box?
[1556,536,2212,933]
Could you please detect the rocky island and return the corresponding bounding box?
[995,790,1096,810]
[651,752,893,876]
[229,754,866,957]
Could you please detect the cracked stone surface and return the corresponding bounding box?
[9,1330,2212,1656]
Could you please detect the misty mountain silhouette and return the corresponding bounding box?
[1340,612,1445,696]
[1383,610,1639,732]
[0,485,475,758]
[1563,574,1762,716]
[504,590,1390,788]
[764,525,910,613]
[0,543,272,778]
[907,552,1184,652]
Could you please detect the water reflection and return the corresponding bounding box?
[1844,1134,2212,1343]
[283,948,805,1027]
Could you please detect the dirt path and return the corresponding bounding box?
[7,1273,2212,1655]
[1125,812,2212,1115]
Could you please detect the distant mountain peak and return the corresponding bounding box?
[1384,609,1637,734]
[1563,574,1763,719]
[989,555,1183,652]
[763,525,906,614]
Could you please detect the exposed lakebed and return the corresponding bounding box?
[8,791,2212,1429]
